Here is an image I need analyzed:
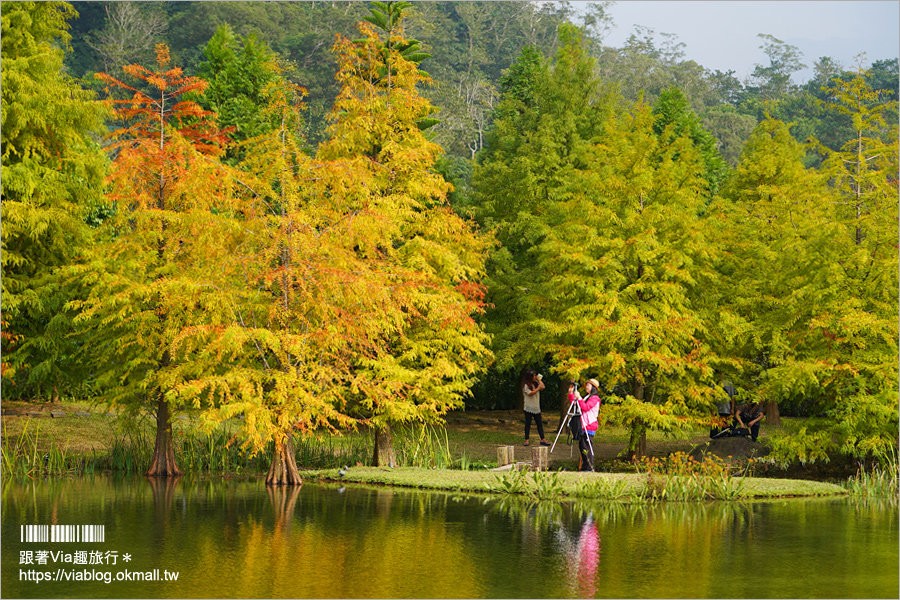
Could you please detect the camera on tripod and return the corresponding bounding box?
[549,382,592,454]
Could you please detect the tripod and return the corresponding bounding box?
[550,397,593,455]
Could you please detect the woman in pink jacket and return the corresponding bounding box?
[572,378,601,472]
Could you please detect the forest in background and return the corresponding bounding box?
[2,1,897,476]
[59,2,900,164]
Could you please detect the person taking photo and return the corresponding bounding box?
[573,378,601,471]
[521,370,549,447]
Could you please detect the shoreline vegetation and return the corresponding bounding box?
[3,400,896,501]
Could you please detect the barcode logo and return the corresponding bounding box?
[20,525,105,543]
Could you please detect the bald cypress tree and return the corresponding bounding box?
[320,14,491,466]
[716,118,835,428]
[476,26,722,459]
[167,7,491,480]
[71,45,234,477]
[794,62,897,463]
[164,73,368,485]
[474,25,602,370]
[721,76,898,465]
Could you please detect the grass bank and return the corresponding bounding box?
[302,466,848,501]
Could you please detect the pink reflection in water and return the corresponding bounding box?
[575,519,600,598]
[564,517,601,598]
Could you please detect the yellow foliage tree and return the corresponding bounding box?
[168,14,491,483]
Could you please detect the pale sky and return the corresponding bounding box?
[582,1,900,82]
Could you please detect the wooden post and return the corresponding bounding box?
[498,446,516,466]
[531,446,548,471]
[497,446,509,467]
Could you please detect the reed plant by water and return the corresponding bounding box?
[178,429,270,474]
[530,470,566,500]
[453,451,481,471]
[283,424,469,470]
[394,424,454,469]
[293,433,371,469]
[578,476,632,500]
[843,454,899,498]
[1,418,271,479]
[1,415,472,478]
[485,466,530,494]
[485,468,566,500]
[484,455,752,503]
[106,427,153,474]
[1,421,83,478]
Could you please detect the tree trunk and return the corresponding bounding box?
[624,379,647,461]
[372,422,397,467]
[267,434,302,486]
[765,401,781,428]
[146,396,182,477]
[624,420,648,461]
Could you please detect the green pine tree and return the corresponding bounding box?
[653,87,729,199]
[1,1,108,398]
[195,24,287,163]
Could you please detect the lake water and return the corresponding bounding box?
[1,476,897,599]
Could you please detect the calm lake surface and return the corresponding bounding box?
[1,475,897,599]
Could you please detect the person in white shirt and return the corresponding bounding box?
[521,370,549,447]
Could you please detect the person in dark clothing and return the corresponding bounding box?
[734,401,764,442]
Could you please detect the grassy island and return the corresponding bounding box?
[303,466,848,501]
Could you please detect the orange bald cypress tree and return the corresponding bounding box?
[70,45,236,477]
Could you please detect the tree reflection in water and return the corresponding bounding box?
[2,479,896,599]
